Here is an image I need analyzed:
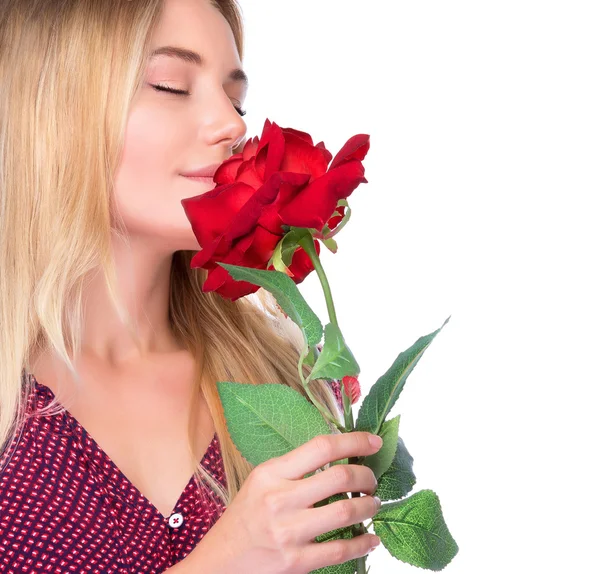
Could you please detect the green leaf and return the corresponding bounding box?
[313,493,354,542]
[373,489,458,571]
[361,415,400,480]
[355,316,450,435]
[315,524,355,546]
[374,436,416,502]
[217,262,323,347]
[310,535,357,574]
[311,502,358,574]
[216,382,332,466]
[308,323,360,382]
[313,491,349,511]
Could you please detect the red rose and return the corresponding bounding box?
[181,118,370,301]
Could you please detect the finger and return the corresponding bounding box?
[293,464,378,510]
[302,494,381,543]
[273,432,382,480]
[303,531,381,571]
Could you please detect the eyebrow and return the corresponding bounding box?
[150,45,249,87]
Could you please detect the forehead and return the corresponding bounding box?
[149,0,242,68]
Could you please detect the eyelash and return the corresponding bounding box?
[150,83,247,117]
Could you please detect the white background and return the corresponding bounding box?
[239,2,600,572]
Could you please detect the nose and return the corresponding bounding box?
[201,90,247,154]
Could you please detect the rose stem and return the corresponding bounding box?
[297,342,346,433]
[299,231,369,571]
[297,234,339,328]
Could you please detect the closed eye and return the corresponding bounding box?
[150,83,247,116]
[151,83,188,95]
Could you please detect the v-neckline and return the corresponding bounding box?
[28,373,218,521]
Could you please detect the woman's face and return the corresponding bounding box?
[113,0,248,253]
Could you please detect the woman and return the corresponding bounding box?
[0,0,383,571]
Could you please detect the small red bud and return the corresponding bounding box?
[341,375,361,405]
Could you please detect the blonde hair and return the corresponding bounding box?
[0,0,343,507]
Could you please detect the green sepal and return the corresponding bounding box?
[308,322,360,382]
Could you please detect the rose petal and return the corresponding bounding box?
[329,134,370,171]
[242,136,260,161]
[255,120,286,181]
[281,126,314,146]
[203,264,261,300]
[274,172,312,209]
[214,156,244,185]
[223,173,292,241]
[236,158,267,190]
[236,225,281,266]
[278,160,367,230]
[190,233,231,269]
[281,131,329,180]
[316,141,334,166]
[202,234,260,298]
[181,182,255,246]
[256,203,283,235]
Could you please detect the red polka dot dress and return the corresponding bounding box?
[0,373,344,573]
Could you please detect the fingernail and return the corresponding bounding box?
[369,434,383,448]
[373,496,381,508]
[369,536,381,551]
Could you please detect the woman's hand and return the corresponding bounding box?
[192,431,383,574]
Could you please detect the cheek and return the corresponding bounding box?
[118,104,175,179]
[112,104,183,229]
[115,105,179,215]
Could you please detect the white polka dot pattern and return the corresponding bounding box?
[0,374,343,572]
[0,375,227,573]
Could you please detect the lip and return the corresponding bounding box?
[181,175,216,183]
[180,162,221,178]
